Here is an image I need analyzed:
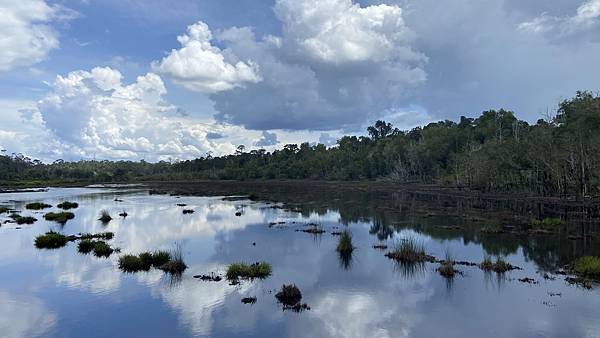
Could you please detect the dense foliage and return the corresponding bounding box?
[2,91,599,197]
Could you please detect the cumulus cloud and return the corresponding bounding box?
[253,131,279,147]
[156,0,426,131]
[153,21,262,93]
[518,0,600,36]
[34,66,263,161]
[0,0,76,72]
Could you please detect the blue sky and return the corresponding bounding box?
[1,0,599,162]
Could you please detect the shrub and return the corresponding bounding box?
[572,256,600,279]
[35,231,68,249]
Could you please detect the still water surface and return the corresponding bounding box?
[1,187,599,338]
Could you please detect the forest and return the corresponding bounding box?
[1,91,599,198]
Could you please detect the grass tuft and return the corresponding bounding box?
[44,212,75,224]
[437,250,456,278]
[385,237,431,262]
[159,244,186,274]
[35,231,68,249]
[57,201,79,210]
[118,249,176,273]
[10,213,37,225]
[119,254,148,272]
[25,202,52,210]
[336,230,354,254]
[80,232,114,240]
[275,284,302,306]
[480,256,513,273]
[98,210,112,223]
[0,206,8,214]
[93,241,114,257]
[572,256,600,279]
[226,262,272,281]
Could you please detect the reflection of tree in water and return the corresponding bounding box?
[369,217,396,241]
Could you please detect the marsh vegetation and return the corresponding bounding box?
[44,211,75,224]
[226,262,272,281]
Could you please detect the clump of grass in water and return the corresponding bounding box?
[118,250,173,273]
[98,210,112,223]
[159,244,186,274]
[57,201,78,210]
[275,284,310,312]
[35,231,68,249]
[437,250,456,278]
[44,212,75,224]
[25,202,52,210]
[80,232,114,240]
[10,213,37,225]
[0,206,9,214]
[572,256,600,279]
[531,217,563,228]
[226,262,272,281]
[78,239,96,254]
[93,241,114,257]
[336,230,354,254]
[480,255,513,273]
[385,237,431,263]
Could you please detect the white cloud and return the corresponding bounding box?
[34,66,265,161]
[0,0,76,72]
[153,21,262,93]
[274,0,424,65]
[168,0,427,131]
[518,0,600,36]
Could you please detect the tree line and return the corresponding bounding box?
[1,91,599,198]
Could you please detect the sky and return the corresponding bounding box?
[0,0,599,162]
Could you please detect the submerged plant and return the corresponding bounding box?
[35,231,68,249]
[44,212,75,224]
[226,262,272,281]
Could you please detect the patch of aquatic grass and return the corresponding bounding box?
[98,210,112,223]
[480,255,493,270]
[44,211,75,224]
[118,250,175,273]
[159,244,187,274]
[80,232,114,240]
[385,237,431,262]
[119,254,147,272]
[275,284,302,306]
[25,202,52,210]
[336,230,354,254]
[93,241,114,257]
[480,255,513,273]
[151,250,171,267]
[78,239,96,254]
[226,262,272,281]
[437,250,456,278]
[0,206,10,214]
[10,213,37,225]
[532,217,563,228]
[572,256,600,279]
[57,201,78,210]
[481,225,504,234]
[34,231,68,249]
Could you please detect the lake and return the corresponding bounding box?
[1,186,599,338]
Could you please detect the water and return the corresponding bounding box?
[1,187,600,338]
